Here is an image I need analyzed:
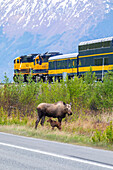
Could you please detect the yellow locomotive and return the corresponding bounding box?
[13,54,39,81]
[13,52,62,82]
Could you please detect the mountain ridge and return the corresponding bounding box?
[0,0,113,81]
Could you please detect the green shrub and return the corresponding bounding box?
[91,122,113,144]
[1,71,113,124]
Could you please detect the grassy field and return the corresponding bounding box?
[0,112,113,151]
[0,71,113,150]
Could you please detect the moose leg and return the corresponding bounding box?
[58,117,62,125]
[35,116,40,129]
[40,116,45,126]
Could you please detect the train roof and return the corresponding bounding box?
[14,54,39,60]
[40,52,63,57]
[49,53,78,61]
[21,54,39,58]
[79,36,113,46]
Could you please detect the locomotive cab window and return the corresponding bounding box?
[17,59,20,63]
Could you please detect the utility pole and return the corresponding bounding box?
[102,57,104,82]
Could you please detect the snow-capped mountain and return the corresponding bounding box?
[0,0,113,81]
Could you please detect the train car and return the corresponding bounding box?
[13,54,39,82]
[32,52,62,82]
[48,53,78,82]
[78,37,113,80]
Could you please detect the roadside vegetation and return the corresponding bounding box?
[0,71,113,150]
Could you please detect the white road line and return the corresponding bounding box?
[0,142,113,169]
[0,132,112,154]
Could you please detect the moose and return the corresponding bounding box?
[35,101,72,129]
[47,118,61,130]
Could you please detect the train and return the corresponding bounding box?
[13,36,113,82]
[13,52,62,82]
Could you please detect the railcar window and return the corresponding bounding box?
[86,44,89,49]
[79,39,112,51]
[94,57,108,66]
[14,60,16,63]
[112,39,113,46]
[52,62,55,69]
[94,42,101,49]
[104,57,109,65]
[102,41,111,47]
[73,60,77,67]
[49,62,51,69]
[84,45,87,51]
[79,45,84,51]
[94,58,102,66]
[78,46,81,51]
[81,58,86,66]
[79,42,109,51]
[80,45,85,51]
[89,43,95,49]
[49,62,55,69]
[56,61,61,69]
[68,60,73,68]
[62,61,64,68]
[79,45,87,51]
[62,60,67,69]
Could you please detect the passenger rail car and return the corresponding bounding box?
[78,37,113,79]
[48,53,78,81]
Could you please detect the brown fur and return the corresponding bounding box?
[35,101,72,129]
[47,118,61,130]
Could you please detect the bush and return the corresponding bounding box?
[91,122,113,144]
[1,71,113,123]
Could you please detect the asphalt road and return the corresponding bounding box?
[0,132,113,170]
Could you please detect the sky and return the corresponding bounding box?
[0,0,113,82]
